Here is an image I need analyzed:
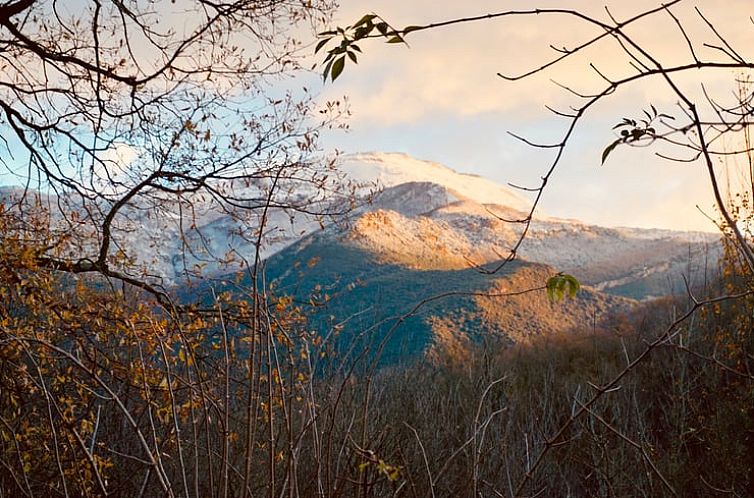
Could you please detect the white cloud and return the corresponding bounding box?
[324,0,754,125]
[95,143,139,194]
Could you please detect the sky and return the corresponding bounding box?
[4,1,753,233]
[312,0,754,232]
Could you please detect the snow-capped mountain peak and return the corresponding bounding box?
[340,152,533,214]
[2,151,720,299]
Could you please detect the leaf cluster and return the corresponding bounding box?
[602,105,674,164]
[546,273,581,301]
[316,14,419,81]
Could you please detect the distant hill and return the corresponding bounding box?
[254,231,634,366]
[1,152,721,364]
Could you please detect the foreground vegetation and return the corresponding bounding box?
[2,207,753,497]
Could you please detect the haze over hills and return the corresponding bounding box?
[1,152,721,362]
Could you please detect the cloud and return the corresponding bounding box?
[323,0,754,126]
[312,1,754,233]
[94,143,139,194]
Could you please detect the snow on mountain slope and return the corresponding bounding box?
[140,152,535,278]
[1,151,722,299]
[329,155,721,299]
[0,178,335,282]
[341,152,532,214]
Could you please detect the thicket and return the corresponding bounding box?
[2,200,753,497]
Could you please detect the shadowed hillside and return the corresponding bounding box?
[256,232,634,366]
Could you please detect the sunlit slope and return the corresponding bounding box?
[0,152,720,300]
[260,231,633,365]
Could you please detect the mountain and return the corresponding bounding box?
[339,152,532,213]
[1,152,718,299]
[218,151,715,364]
[1,152,721,364]
[337,152,718,300]
[258,233,634,366]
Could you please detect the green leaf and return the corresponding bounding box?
[331,56,345,81]
[353,14,377,28]
[601,139,621,165]
[547,273,580,301]
[322,58,334,81]
[353,26,372,39]
[314,38,330,54]
[565,274,580,298]
[347,51,358,64]
[387,35,404,44]
[403,25,423,34]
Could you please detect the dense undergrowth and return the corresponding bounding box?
[359,295,754,497]
[2,207,753,498]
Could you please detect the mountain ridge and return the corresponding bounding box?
[255,230,635,365]
[0,151,722,364]
[0,151,720,301]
